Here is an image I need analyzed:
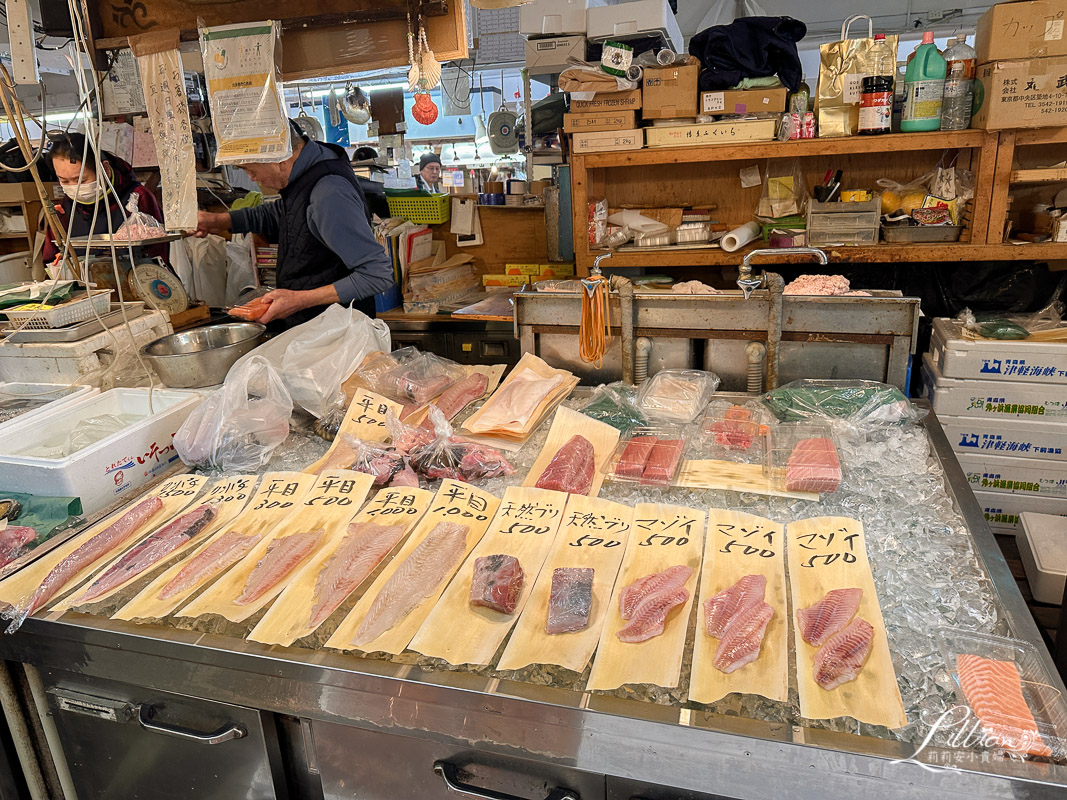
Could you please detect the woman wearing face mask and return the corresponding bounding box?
[42,133,167,263]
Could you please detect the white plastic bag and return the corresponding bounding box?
[174,355,293,471]
[224,233,257,306]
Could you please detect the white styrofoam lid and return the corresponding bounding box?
[1022,512,1067,575]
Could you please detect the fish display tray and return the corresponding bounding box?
[1,303,145,343]
[604,426,686,486]
[3,291,112,330]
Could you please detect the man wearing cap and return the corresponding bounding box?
[195,122,395,329]
[415,152,445,194]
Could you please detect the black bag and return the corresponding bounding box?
[0,138,55,182]
[531,94,567,135]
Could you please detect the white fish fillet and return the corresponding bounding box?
[236,530,323,606]
[466,374,562,434]
[158,531,262,600]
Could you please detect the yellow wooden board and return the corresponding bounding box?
[689,510,788,705]
[587,503,706,691]
[462,353,577,438]
[305,388,403,474]
[408,486,570,666]
[0,474,208,619]
[56,475,259,613]
[496,494,634,673]
[326,480,500,655]
[246,486,435,646]
[114,472,316,621]
[177,470,374,624]
[521,406,620,498]
[676,460,819,501]
[786,516,906,729]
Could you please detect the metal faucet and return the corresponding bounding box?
[737,247,828,299]
[591,251,613,276]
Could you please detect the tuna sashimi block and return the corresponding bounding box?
[523,406,620,498]
[605,426,685,487]
[766,423,842,495]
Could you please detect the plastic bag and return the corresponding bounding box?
[580,382,647,431]
[312,390,348,441]
[408,406,515,482]
[760,379,925,427]
[385,410,434,455]
[756,159,807,220]
[174,355,293,471]
[112,194,165,241]
[327,434,407,486]
[956,301,1064,340]
[876,173,934,215]
[357,347,466,405]
[637,369,720,424]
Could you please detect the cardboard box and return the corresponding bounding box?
[521,0,606,37]
[563,110,638,133]
[539,262,576,276]
[482,274,531,287]
[972,56,1067,129]
[701,87,788,115]
[570,89,642,112]
[644,118,777,148]
[525,36,587,74]
[1018,209,1067,241]
[642,63,699,120]
[505,263,543,275]
[975,0,1067,61]
[571,129,643,153]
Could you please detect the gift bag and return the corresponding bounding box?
[815,16,898,138]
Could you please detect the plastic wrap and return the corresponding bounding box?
[357,347,466,405]
[579,382,647,431]
[956,303,1064,340]
[330,435,407,487]
[173,355,293,472]
[112,194,165,241]
[637,369,720,423]
[0,526,36,568]
[408,406,514,482]
[760,379,925,428]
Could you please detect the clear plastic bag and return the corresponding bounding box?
[324,434,407,487]
[580,382,647,431]
[956,301,1064,340]
[756,159,807,220]
[385,410,434,455]
[112,194,165,241]
[759,379,925,428]
[408,406,515,482]
[312,390,348,441]
[173,355,293,471]
[357,347,466,405]
[637,369,720,424]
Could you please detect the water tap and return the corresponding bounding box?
[737,247,828,299]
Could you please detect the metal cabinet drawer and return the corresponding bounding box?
[607,777,739,800]
[451,332,522,366]
[313,720,605,800]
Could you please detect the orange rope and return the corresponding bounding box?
[579,275,611,368]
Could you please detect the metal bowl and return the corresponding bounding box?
[140,323,266,388]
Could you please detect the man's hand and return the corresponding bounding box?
[195,211,232,238]
[257,285,342,324]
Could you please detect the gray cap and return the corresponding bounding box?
[419,152,442,169]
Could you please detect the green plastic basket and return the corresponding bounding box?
[385,192,451,224]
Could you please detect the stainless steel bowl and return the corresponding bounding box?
[140,323,266,388]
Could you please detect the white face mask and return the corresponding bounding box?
[61,181,101,204]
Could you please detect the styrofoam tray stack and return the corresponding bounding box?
[1018,512,1067,604]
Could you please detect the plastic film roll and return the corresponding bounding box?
[656,49,677,66]
[626,65,643,81]
[720,221,761,253]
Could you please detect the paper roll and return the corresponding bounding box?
[720,221,761,252]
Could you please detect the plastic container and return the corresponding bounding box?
[0,388,201,515]
[765,422,842,494]
[901,32,947,132]
[920,352,1067,419]
[807,198,880,246]
[604,425,687,486]
[384,192,451,225]
[859,75,893,135]
[929,317,1067,384]
[0,382,97,434]
[673,222,711,244]
[694,401,771,464]
[1019,512,1067,604]
[3,290,112,330]
[636,368,719,423]
[586,0,683,52]
[941,35,976,131]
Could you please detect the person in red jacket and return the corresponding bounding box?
[43,133,166,263]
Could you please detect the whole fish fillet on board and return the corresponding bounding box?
[535,435,595,495]
[956,653,1053,758]
[812,617,874,690]
[785,437,842,493]
[158,531,263,600]
[0,527,36,569]
[308,522,408,628]
[469,374,563,433]
[546,567,594,634]
[352,521,469,648]
[619,565,694,620]
[425,372,488,427]
[76,504,219,604]
[236,530,324,606]
[617,586,690,644]
[796,587,862,646]
[714,600,774,674]
[469,554,525,614]
[704,574,767,638]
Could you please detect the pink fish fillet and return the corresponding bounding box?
[352,521,469,648]
[535,435,595,495]
[713,600,774,673]
[427,372,488,425]
[813,617,874,690]
[235,530,324,607]
[158,531,262,601]
[616,586,690,643]
[785,437,842,493]
[704,574,767,638]
[796,588,862,647]
[0,527,36,568]
[469,374,563,433]
[619,565,694,619]
[614,436,657,479]
[308,522,408,628]
[76,504,219,604]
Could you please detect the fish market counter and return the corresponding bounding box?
[0,409,1065,800]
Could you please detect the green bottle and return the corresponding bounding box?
[901,32,947,131]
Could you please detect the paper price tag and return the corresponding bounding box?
[1047,19,1064,41]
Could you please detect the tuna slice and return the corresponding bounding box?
[158,531,262,600]
[956,653,1052,757]
[0,527,36,568]
[426,372,488,426]
[619,565,694,619]
[708,406,756,450]
[714,600,774,673]
[785,437,841,493]
[813,617,874,690]
[535,435,595,495]
[235,530,324,606]
[308,522,408,628]
[704,574,767,638]
[615,436,657,479]
[616,586,690,643]
[352,521,469,648]
[77,503,219,604]
[796,588,862,647]
[546,567,594,634]
[641,439,684,485]
[469,554,525,614]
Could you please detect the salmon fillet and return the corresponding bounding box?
[957,654,1052,757]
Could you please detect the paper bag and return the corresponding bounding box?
[815,16,898,138]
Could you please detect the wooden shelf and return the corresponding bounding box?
[0,233,29,241]
[1010,168,1067,183]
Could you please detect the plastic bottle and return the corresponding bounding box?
[901,32,947,132]
[941,35,977,130]
[859,34,896,135]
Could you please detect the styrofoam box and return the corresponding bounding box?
[929,317,1067,385]
[0,382,97,435]
[521,0,605,37]
[0,388,200,516]
[587,0,683,52]
[956,450,1067,498]
[1018,512,1067,604]
[921,352,1067,419]
[975,490,1067,537]
[940,414,1067,462]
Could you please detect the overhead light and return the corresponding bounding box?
[304,82,409,98]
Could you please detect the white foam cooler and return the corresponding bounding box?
[955,450,1067,498]
[929,317,1067,384]
[0,387,200,515]
[940,414,1067,463]
[974,490,1067,536]
[521,0,605,37]
[586,0,683,51]
[1018,512,1067,604]
[921,352,1067,419]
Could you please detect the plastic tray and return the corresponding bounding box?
[603,425,687,486]
[765,422,842,494]
[3,290,112,330]
[694,402,771,464]
[1,302,145,343]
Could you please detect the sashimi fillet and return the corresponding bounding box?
[704,574,767,638]
[641,439,684,485]
[813,617,874,690]
[546,567,594,634]
[469,554,525,614]
[76,503,219,604]
[785,437,842,493]
[708,406,756,450]
[428,372,488,425]
[956,653,1052,758]
[158,531,263,600]
[352,521,469,647]
[796,588,862,646]
[236,530,324,606]
[535,435,595,495]
[619,565,694,619]
[0,527,36,568]
[468,374,563,433]
[308,522,408,628]
[615,436,657,479]
[616,586,690,643]
[714,600,774,673]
